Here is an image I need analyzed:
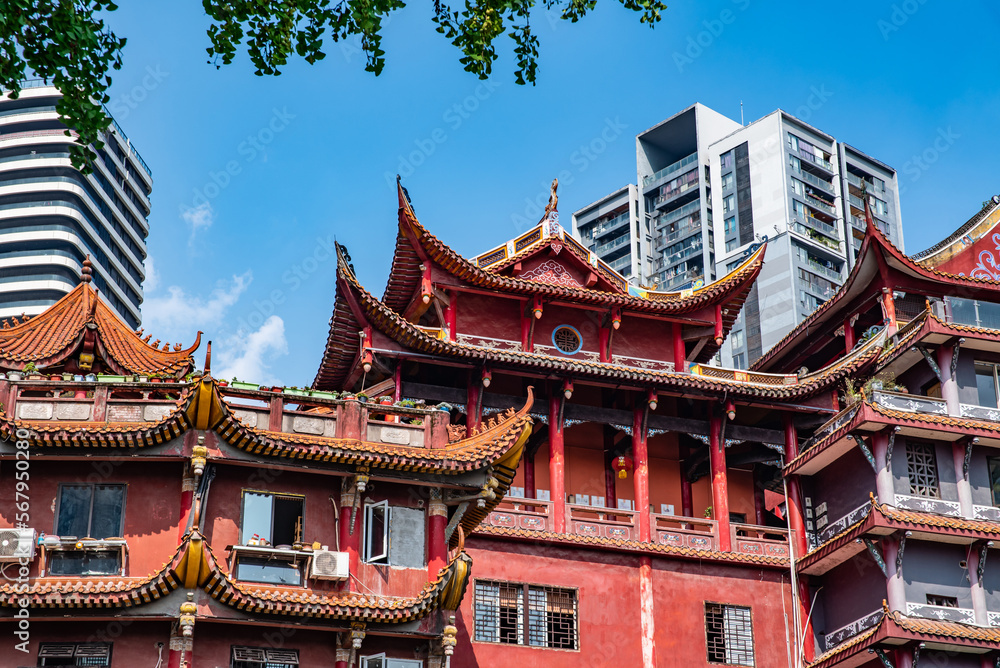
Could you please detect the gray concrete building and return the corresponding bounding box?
[570,103,903,368]
[0,80,151,327]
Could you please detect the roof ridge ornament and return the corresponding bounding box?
[81,255,93,284]
[542,178,561,235]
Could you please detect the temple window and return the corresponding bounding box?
[362,501,426,567]
[232,491,307,586]
[38,642,112,666]
[551,325,583,355]
[359,654,422,668]
[48,484,126,576]
[989,458,1000,506]
[473,580,579,650]
[231,646,299,668]
[705,603,755,666]
[905,442,940,498]
[975,362,1000,407]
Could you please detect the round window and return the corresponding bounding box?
[552,325,583,355]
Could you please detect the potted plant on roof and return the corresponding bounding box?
[356,392,369,403]
[231,378,259,391]
[61,372,73,381]
[8,368,23,381]
[217,378,229,388]
[23,362,42,380]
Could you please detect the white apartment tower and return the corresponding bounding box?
[571,103,903,368]
[0,80,151,327]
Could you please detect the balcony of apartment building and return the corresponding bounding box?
[653,207,701,254]
[651,169,700,213]
[791,163,836,198]
[641,151,698,190]
[589,210,631,243]
[652,235,704,283]
[790,206,842,256]
[794,146,835,177]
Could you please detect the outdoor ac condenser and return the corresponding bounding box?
[309,549,349,580]
[0,528,36,561]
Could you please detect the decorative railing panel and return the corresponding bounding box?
[800,403,860,453]
[816,502,869,544]
[568,504,636,541]
[961,403,1000,422]
[974,505,1000,522]
[872,391,947,415]
[653,515,717,551]
[731,524,790,558]
[824,609,882,650]
[893,494,961,518]
[487,500,553,532]
[989,611,1000,627]
[905,602,975,624]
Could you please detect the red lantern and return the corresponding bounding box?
[612,455,633,479]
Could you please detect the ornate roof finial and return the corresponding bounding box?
[544,178,559,218]
[81,255,93,284]
[204,340,212,375]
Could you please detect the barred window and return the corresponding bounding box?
[38,643,112,666]
[231,646,299,668]
[926,594,958,608]
[474,580,578,650]
[706,603,755,666]
[906,442,940,498]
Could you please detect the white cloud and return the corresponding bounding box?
[215,315,288,385]
[181,201,214,243]
[144,256,159,293]
[141,271,251,338]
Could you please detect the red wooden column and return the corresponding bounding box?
[672,323,686,373]
[881,287,898,336]
[603,426,618,512]
[549,393,566,533]
[632,405,651,542]
[339,478,362,591]
[165,630,191,668]
[523,451,536,499]
[335,647,350,668]
[843,316,856,353]
[679,444,693,519]
[709,413,731,551]
[427,489,447,579]
[467,374,481,435]
[444,290,457,341]
[784,414,815,663]
[752,466,766,527]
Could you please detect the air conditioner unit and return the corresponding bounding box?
[309,549,349,580]
[0,528,36,561]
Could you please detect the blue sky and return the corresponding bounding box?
[108,0,1000,386]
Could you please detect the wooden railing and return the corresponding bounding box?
[484,501,790,559]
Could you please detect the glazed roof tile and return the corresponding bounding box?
[474,525,790,568]
[752,214,1000,373]
[0,281,199,376]
[2,530,470,623]
[323,253,886,401]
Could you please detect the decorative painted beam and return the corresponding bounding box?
[979,540,992,582]
[849,434,878,473]
[886,426,900,467]
[863,538,889,577]
[871,647,895,668]
[963,436,979,480]
[912,642,923,667]
[951,337,964,380]
[917,345,943,382]
[896,531,911,573]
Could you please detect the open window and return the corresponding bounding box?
[232,491,307,586]
[362,502,425,567]
[240,491,304,547]
[48,484,126,576]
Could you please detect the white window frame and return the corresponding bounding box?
[360,654,422,668]
[363,500,390,564]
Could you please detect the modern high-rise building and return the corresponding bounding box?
[570,103,903,368]
[0,79,150,327]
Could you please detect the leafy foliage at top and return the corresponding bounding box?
[1,0,667,170]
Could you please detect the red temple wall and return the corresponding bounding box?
[0,619,172,668]
[455,536,794,668]
[0,460,183,577]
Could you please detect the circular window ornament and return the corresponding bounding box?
[552,325,583,355]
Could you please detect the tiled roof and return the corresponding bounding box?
[808,606,1000,668]
[392,179,765,316]
[911,196,1000,263]
[752,215,1000,373]
[324,250,885,402]
[199,379,534,476]
[0,280,199,376]
[474,525,790,568]
[2,530,471,623]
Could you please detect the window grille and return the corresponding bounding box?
[706,603,755,666]
[474,580,578,650]
[231,646,299,668]
[552,326,582,355]
[38,642,112,666]
[906,442,940,498]
[926,594,958,608]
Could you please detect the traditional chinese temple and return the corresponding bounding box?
[2,180,1000,668]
